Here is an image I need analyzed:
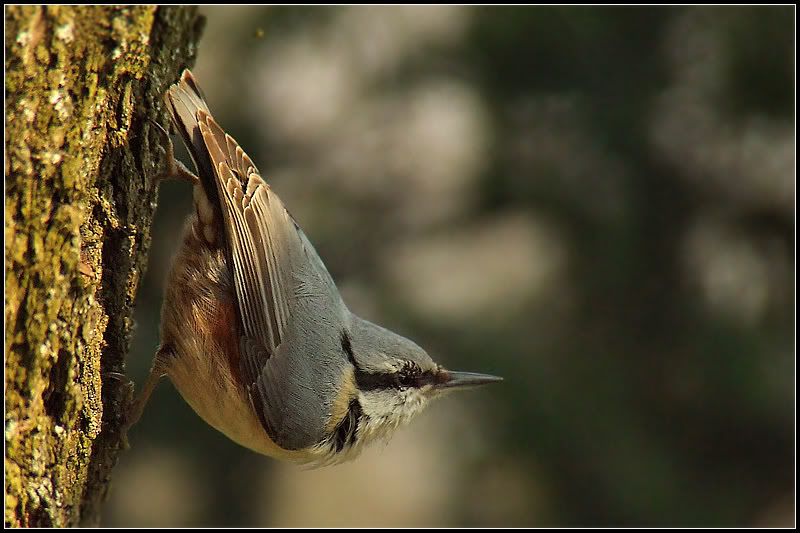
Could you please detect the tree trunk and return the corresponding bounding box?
[4,6,204,527]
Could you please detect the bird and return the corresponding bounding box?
[127,69,502,466]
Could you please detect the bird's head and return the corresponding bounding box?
[317,315,501,464]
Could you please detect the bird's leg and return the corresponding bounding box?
[150,119,199,184]
[119,347,170,447]
[124,365,165,431]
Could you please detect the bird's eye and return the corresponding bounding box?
[398,362,421,388]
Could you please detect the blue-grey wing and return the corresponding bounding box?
[189,97,348,451]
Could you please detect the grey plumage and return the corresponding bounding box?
[167,72,353,451]
[155,70,501,463]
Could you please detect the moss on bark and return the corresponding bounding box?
[5,5,204,526]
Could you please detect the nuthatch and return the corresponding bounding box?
[128,70,502,465]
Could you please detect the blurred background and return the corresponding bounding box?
[105,6,794,527]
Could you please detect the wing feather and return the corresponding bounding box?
[195,115,291,353]
[165,70,347,451]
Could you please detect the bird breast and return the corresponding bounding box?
[158,216,301,460]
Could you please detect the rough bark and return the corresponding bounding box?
[4,6,204,527]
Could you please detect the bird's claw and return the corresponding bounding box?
[149,118,199,185]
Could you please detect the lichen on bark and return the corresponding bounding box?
[4,5,204,527]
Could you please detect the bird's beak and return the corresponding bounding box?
[434,370,503,391]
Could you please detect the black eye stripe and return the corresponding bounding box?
[341,330,431,391]
[354,371,400,391]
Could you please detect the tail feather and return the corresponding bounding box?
[165,70,218,205]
